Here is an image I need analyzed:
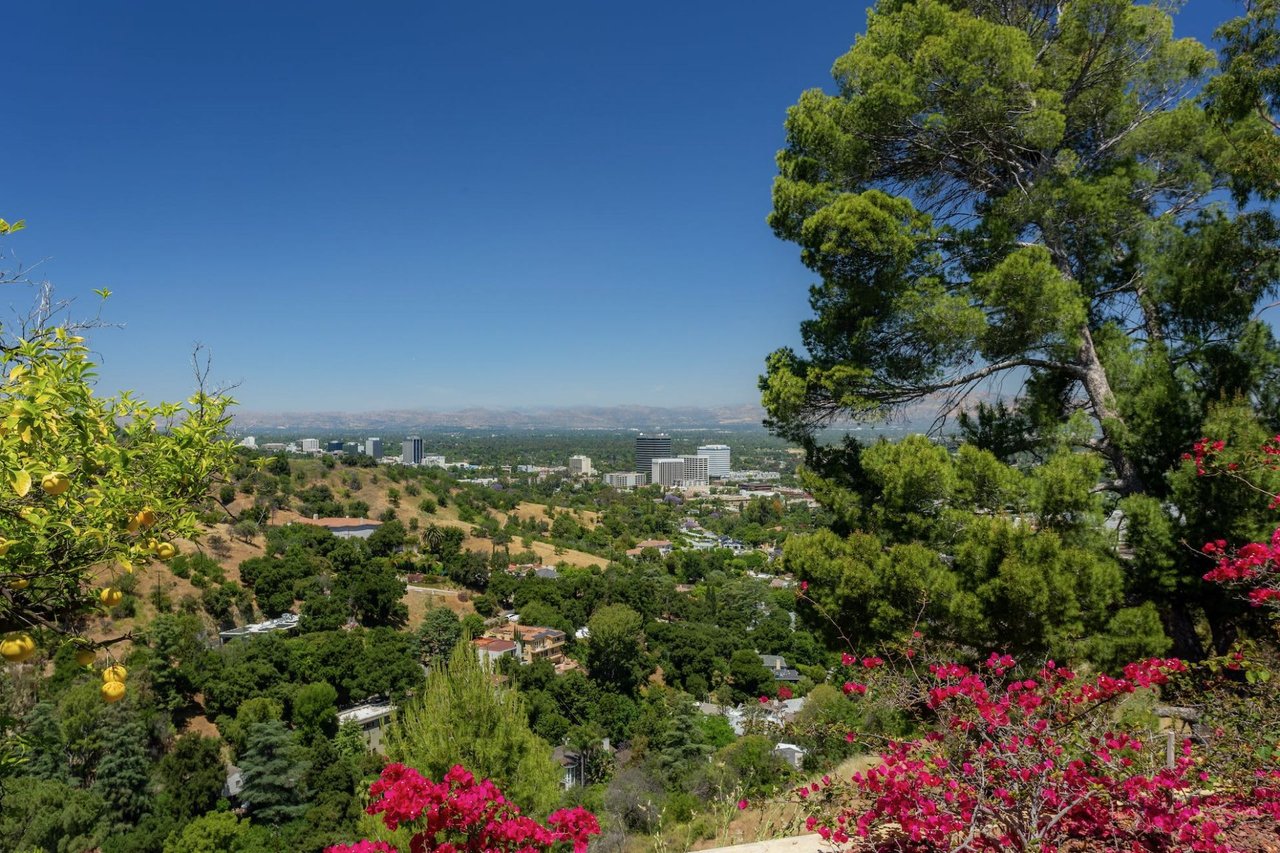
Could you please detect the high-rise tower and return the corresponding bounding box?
[635,433,672,475]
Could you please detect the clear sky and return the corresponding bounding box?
[2,1,1231,412]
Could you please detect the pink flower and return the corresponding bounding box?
[737,799,749,810]
[341,763,599,853]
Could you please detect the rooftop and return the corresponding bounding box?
[301,517,382,529]
[474,637,519,653]
[337,701,395,724]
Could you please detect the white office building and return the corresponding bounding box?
[652,458,687,488]
[603,471,647,489]
[568,455,594,477]
[300,438,320,453]
[680,455,710,487]
[696,444,731,479]
[423,454,446,467]
[365,437,382,458]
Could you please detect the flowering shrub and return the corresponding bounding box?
[795,649,1280,851]
[328,763,599,853]
[1187,434,1280,612]
[1203,530,1280,609]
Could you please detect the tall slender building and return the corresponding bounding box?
[402,435,423,465]
[365,437,382,458]
[635,433,672,475]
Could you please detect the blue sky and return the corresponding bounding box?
[2,1,1230,412]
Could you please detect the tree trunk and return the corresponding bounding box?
[1166,600,1205,662]
[1076,324,1145,495]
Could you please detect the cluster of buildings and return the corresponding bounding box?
[240,434,451,467]
[597,435,735,490]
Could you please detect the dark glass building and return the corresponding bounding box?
[635,433,672,475]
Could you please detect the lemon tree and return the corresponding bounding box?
[0,222,237,665]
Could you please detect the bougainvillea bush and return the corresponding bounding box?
[796,649,1280,851]
[327,763,599,853]
[1192,434,1280,614]
[784,435,1280,851]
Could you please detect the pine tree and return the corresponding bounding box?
[238,720,309,825]
[21,701,68,782]
[92,714,154,826]
[387,640,562,816]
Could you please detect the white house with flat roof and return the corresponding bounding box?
[338,701,396,753]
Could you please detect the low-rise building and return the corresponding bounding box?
[486,623,567,667]
[760,653,803,682]
[603,471,647,489]
[474,637,519,668]
[568,455,594,477]
[505,563,559,580]
[774,742,807,770]
[625,539,674,557]
[219,613,300,644]
[338,701,396,753]
[299,517,382,539]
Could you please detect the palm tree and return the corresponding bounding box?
[423,523,445,554]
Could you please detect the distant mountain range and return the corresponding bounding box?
[230,403,771,431]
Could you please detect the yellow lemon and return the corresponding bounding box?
[135,508,157,528]
[0,537,12,555]
[40,472,70,496]
[8,577,29,590]
[101,681,127,703]
[155,542,177,561]
[1,633,35,663]
[100,588,123,607]
[102,664,127,683]
[75,647,96,667]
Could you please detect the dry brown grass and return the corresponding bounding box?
[77,463,608,657]
[687,754,882,851]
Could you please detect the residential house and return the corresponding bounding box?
[759,653,803,683]
[486,623,567,667]
[298,517,382,539]
[473,637,518,668]
[338,701,396,753]
[218,613,299,645]
[774,742,807,770]
[625,539,674,557]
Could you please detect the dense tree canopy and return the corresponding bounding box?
[763,0,1278,490]
[763,0,1280,660]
